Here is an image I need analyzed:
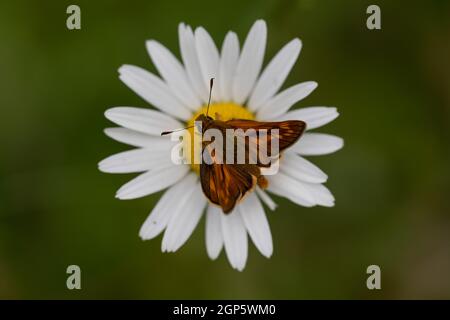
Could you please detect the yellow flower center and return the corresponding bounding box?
[184,103,254,173]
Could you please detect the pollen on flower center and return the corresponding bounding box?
[184,103,254,174]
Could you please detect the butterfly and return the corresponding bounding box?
[162,79,306,213]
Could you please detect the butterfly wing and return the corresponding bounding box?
[224,119,306,166]
[225,119,306,152]
[200,137,261,213]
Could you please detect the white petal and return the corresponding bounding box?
[219,32,239,102]
[195,27,221,102]
[116,164,189,200]
[291,133,344,156]
[232,20,267,104]
[99,147,173,174]
[280,152,328,183]
[105,107,182,136]
[248,39,302,111]
[139,173,197,240]
[303,183,335,207]
[162,181,207,252]
[257,82,318,120]
[104,127,173,148]
[146,40,201,110]
[205,205,223,260]
[255,187,277,211]
[178,23,209,103]
[276,107,339,130]
[267,172,316,207]
[221,208,248,271]
[239,193,273,258]
[118,65,191,121]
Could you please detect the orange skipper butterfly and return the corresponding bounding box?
[162,78,306,213]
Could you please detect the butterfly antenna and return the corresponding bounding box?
[161,78,213,136]
[161,125,194,136]
[206,78,214,117]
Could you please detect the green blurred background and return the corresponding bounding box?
[1,0,449,299]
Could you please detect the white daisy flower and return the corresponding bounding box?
[99,20,343,271]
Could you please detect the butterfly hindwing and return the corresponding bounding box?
[200,161,260,213]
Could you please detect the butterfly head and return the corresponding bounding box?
[195,113,213,122]
[194,113,213,133]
